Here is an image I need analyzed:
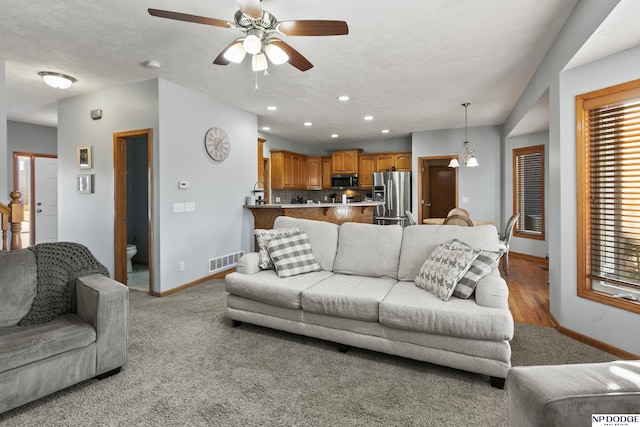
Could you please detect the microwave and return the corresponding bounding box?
[331,174,359,190]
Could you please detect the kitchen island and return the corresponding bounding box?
[245,201,382,230]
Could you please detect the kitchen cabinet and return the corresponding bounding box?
[307,157,322,190]
[376,152,412,172]
[271,150,309,190]
[331,150,361,174]
[358,154,377,189]
[321,157,332,189]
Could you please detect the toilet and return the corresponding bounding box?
[126,244,137,274]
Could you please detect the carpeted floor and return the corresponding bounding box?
[0,280,617,426]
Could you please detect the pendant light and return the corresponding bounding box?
[449,103,479,168]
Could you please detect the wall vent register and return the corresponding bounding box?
[209,251,244,273]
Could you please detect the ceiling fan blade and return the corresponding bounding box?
[237,0,262,19]
[276,20,348,36]
[148,9,231,28]
[269,39,313,72]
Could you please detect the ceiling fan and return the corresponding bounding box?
[148,0,348,72]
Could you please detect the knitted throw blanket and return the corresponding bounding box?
[19,242,110,326]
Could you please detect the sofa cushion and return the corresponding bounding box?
[274,217,339,272]
[255,227,299,270]
[0,249,38,327]
[301,274,397,321]
[333,222,403,279]
[225,269,334,309]
[414,243,481,301]
[0,313,96,372]
[398,224,500,281]
[267,231,322,278]
[379,282,514,340]
[450,239,502,299]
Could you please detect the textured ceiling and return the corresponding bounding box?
[1,0,636,145]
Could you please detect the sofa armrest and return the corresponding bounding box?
[236,252,261,275]
[76,273,128,375]
[475,272,509,309]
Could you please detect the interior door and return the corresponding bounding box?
[419,158,457,222]
[34,156,58,243]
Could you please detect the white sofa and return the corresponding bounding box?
[225,217,513,387]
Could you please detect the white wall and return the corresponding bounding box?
[57,79,160,284]
[7,121,57,186]
[411,125,502,225]
[503,131,549,258]
[552,45,640,355]
[157,80,256,292]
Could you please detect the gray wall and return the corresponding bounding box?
[0,61,7,199]
[411,125,502,226]
[503,130,549,258]
[553,45,640,355]
[7,120,57,187]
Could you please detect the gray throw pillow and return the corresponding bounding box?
[254,227,299,270]
[267,231,321,278]
[414,243,481,301]
[450,239,502,298]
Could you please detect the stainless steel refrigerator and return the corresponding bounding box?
[373,171,411,226]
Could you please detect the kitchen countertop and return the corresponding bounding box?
[245,201,382,208]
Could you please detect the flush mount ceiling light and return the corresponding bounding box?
[38,71,76,89]
[449,103,479,168]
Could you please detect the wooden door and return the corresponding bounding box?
[419,157,457,222]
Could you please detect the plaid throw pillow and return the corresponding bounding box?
[266,231,321,278]
[254,227,299,270]
[450,239,502,298]
[414,243,481,301]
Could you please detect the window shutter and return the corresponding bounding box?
[586,99,640,289]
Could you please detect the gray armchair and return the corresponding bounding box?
[0,244,128,414]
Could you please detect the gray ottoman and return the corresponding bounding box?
[507,361,640,427]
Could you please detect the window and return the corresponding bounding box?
[513,145,544,239]
[576,78,640,313]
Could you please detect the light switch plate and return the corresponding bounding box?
[185,202,196,212]
[173,202,185,213]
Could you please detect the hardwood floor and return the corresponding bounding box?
[500,252,554,327]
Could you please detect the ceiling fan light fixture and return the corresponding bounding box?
[38,71,76,89]
[243,30,263,55]
[265,43,289,65]
[223,41,247,63]
[252,53,268,72]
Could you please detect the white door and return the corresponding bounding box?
[34,157,58,243]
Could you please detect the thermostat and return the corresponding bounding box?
[178,181,190,190]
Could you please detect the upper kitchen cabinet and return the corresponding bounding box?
[307,156,322,190]
[376,152,412,172]
[358,154,377,189]
[271,150,309,190]
[331,150,361,174]
[321,157,332,190]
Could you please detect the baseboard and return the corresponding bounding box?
[549,313,639,359]
[154,267,235,297]
[509,251,548,266]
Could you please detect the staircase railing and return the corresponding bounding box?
[0,191,23,251]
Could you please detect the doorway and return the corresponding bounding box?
[418,157,458,223]
[13,152,58,246]
[113,129,153,294]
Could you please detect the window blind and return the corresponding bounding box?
[514,146,543,235]
[587,99,640,289]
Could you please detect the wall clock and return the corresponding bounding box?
[204,127,230,161]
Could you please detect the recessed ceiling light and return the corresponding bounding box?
[262,126,271,131]
[337,95,349,101]
[381,129,390,134]
[364,115,374,121]
[331,134,339,138]
[267,106,277,111]
[304,122,312,126]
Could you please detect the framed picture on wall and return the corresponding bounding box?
[77,146,92,169]
[77,174,93,194]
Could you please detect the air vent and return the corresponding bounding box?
[209,251,244,274]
